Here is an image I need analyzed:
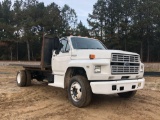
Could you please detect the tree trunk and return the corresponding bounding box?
[17,42,19,61]
[10,47,13,61]
[147,25,150,62]
[26,40,30,61]
[125,31,127,51]
[146,0,150,62]
[147,39,150,62]
[100,21,103,41]
[140,41,143,62]
[32,49,34,60]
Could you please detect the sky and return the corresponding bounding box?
[1,0,97,28]
[39,0,97,27]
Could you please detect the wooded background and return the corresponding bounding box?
[0,0,160,62]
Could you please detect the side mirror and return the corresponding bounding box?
[55,43,63,54]
[53,37,60,50]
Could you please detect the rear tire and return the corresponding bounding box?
[26,70,31,86]
[118,91,137,98]
[16,70,27,87]
[68,75,92,108]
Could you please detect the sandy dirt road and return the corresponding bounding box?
[0,65,160,120]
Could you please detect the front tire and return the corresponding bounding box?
[68,75,92,108]
[16,70,27,87]
[26,70,31,86]
[118,91,137,98]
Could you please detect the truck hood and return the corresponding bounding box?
[71,49,139,60]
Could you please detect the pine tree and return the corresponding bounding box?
[76,21,90,36]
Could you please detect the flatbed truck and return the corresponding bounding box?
[16,35,145,107]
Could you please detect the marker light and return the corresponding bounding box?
[89,54,95,59]
[140,64,144,72]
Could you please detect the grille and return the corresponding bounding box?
[111,53,140,74]
[111,66,139,74]
[112,54,139,63]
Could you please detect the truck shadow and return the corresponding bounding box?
[91,94,131,106]
[28,80,138,109]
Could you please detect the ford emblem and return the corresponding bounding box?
[124,62,130,66]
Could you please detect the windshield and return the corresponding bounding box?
[71,37,107,50]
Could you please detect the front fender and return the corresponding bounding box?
[66,59,111,80]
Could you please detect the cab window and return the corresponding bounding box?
[60,39,70,53]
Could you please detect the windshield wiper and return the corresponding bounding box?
[78,48,89,49]
[77,48,103,50]
[89,48,103,49]
[96,48,103,49]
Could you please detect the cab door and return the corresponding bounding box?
[52,38,71,75]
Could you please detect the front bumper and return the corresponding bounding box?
[90,78,145,95]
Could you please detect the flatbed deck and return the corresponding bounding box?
[10,64,51,71]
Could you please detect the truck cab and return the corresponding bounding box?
[16,36,145,108]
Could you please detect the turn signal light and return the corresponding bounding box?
[89,54,95,59]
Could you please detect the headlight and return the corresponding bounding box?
[94,66,101,73]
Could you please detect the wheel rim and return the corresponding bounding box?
[17,72,21,84]
[70,81,82,102]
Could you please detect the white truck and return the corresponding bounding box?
[16,36,145,107]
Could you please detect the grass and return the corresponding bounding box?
[0,66,23,78]
[144,63,160,72]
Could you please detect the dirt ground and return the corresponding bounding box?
[0,65,160,120]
